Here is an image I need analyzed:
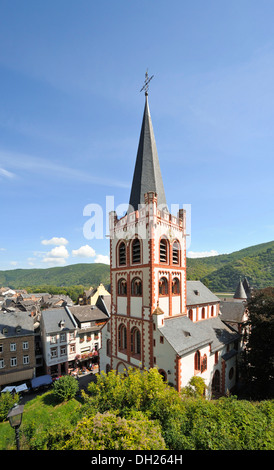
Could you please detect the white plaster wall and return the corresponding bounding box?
[117,296,127,315]
[130,297,142,318]
[172,296,181,315]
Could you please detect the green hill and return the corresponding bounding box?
[0,263,110,290]
[187,240,274,292]
[0,241,273,294]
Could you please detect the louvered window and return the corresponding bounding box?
[160,239,168,263]
[132,238,141,263]
[172,241,180,264]
[119,242,126,265]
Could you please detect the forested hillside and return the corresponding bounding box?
[0,263,110,290]
[186,240,274,291]
[0,241,273,293]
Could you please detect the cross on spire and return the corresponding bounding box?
[140,70,154,95]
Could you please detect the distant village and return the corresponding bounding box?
[0,277,250,395]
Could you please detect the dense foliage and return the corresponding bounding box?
[0,369,273,450]
[241,287,274,399]
[0,392,20,422]
[79,368,273,450]
[53,375,79,402]
[62,411,166,450]
[0,262,110,290]
[187,240,274,291]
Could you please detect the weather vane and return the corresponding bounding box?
[140,70,154,95]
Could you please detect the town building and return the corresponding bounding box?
[68,303,110,370]
[100,91,240,396]
[40,306,77,377]
[0,311,35,388]
[78,283,110,306]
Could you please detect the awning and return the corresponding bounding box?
[1,383,29,393]
[31,375,52,388]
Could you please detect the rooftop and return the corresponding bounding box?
[160,315,239,356]
[186,281,220,306]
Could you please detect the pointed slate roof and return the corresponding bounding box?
[233,279,247,300]
[242,276,251,298]
[128,94,167,213]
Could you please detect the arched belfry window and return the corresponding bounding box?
[132,238,141,264]
[130,327,141,358]
[131,277,142,296]
[159,277,168,296]
[172,240,180,265]
[118,324,127,351]
[172,277,180,295]
[118,278,127,296]
[119,241,126,266]
[159,238,168,263]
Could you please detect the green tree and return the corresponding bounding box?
[242,287,274,398]
[0,392,20,422]
[53,375,79,402]
[62,411,166,450]
[181,376,207,398]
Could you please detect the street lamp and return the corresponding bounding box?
[7,403,24,450]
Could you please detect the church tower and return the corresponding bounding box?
[108,90,187,374]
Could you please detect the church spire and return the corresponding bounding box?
[128,92,167,213]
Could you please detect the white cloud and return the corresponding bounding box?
[47,245,69,258]
[72,245,96,258]
[10,261,18,266]
[0,167,15,179]
[94,254,110,265]
[187,250,219,259]
[0,248,6,252]
[42,246,69,266]
[0,149,129,189]
[41,237,69,246]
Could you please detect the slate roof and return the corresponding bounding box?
[41,307,76,334]
[0,311,34,338]
[220,301,247,323]
[159,315,239,356]
[186,281,220,306]
[234,279,247,299]
[128,94,167,213]
[68,305,109,325]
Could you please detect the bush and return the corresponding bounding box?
[0,392,20,422]
[62,411,166,450]
[53,376,79,402]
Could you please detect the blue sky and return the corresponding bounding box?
[0,0,273,270]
